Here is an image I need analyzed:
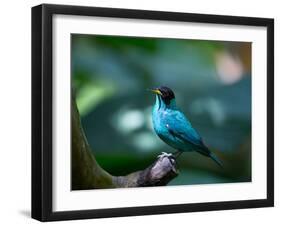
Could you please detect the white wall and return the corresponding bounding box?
[0,0,279,225]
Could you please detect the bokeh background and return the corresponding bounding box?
[71,34,251,186]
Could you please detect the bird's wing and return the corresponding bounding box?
[164,110,222,167]
[164,110,207,150]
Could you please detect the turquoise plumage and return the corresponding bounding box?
[150,86,222,167]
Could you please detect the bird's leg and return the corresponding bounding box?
[157,152,173,159]
[173,150,183,159]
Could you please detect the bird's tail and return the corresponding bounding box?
[209,152,223,168]
[197,146,223,168]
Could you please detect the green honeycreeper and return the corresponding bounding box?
[150,86,223,167]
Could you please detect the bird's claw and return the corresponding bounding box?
[157,152,173,159]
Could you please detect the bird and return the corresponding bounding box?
[149,86,223,167]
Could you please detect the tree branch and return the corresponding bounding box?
[71,96,178,190]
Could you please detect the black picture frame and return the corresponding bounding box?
[32,3,274,222]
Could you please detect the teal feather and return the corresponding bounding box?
[151,86,223,168]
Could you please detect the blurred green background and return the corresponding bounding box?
[71,34,251,186]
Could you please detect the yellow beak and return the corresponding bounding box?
[150,89,162,95]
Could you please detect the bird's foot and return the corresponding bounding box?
[173,150,183,159]
[157,152,173,159]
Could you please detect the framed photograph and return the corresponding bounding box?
[32,4,274,221]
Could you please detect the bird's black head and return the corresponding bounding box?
[150,86,175,105]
